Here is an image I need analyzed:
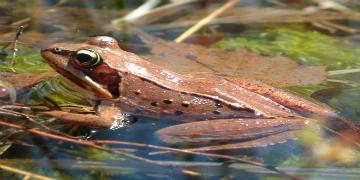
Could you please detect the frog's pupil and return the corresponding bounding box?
[74,49,102,67]
[76,53,93,63]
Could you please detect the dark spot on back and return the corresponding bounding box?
[213,110,221,114]
[163,99,173,104]
[186,54,197,60]
[134,90,141,95]
[181,101,190,107]
[150,102,158,106]
[175,111,184,115]
[215,103,223,108]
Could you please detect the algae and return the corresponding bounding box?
[214,27,360,70]
[0,45,52,73]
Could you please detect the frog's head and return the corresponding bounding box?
[41,36,122,99]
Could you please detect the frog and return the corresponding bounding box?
[40,36,359,148]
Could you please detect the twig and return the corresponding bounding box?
[174,0,240,43]
[0,106,74,139]
[110,0,199,27]
[328,68,360,76]
[312,0,351,12]
[326,79,360,87]
[11,18,31,27]
[312,20,358,34]
[94,140,300,180]
[122,0,162,22]
[10,26,24,72]
[0,163,54,180]
[0,120,175,173]
[94,140,264,166]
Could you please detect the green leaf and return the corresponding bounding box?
[0,45,52,73]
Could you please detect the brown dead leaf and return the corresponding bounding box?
[0,72,57,100]
[0,71,58,89]
[139,33,327,87]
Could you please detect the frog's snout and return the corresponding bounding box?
[41,46,73,60]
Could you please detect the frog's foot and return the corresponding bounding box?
[40,110,114,128]
[156,117,315,150]
[40,110,135,129]
[96,101,135,129]
[40,101,135,129]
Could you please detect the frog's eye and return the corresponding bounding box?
[74,48,102,67]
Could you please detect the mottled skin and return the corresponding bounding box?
[40,36,354,146]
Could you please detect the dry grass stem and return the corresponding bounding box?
[0,164,54,180]
[175,0,240,43]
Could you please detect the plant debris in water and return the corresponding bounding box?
[214,27,360,70]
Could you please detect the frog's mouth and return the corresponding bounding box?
[41,48,114,99]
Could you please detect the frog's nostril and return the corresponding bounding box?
[47,48,72,56]
[54,47,61,53]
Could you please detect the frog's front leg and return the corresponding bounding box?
[156,117,316,149]
[40,101,131,129]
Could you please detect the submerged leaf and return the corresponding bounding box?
[0,72,57,101]
[80,148,126,160]
[0,72,57,89]
[0,72,88,105]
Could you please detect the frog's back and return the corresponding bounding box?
[90,36,301,120]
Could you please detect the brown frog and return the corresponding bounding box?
[40,36,358,148]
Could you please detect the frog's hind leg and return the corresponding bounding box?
[156,117,315,151]
[166,130,300,153]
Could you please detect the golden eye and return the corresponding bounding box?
[74,48,102,67]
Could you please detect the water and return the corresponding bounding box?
[0,0,359,179]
